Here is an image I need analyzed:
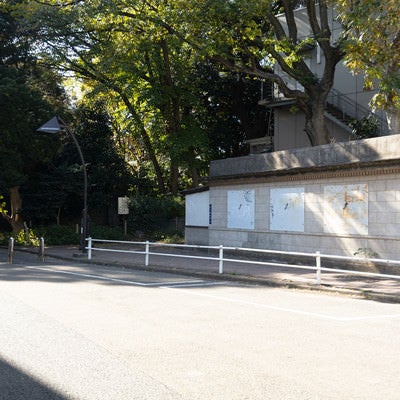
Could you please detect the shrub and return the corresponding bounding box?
[0,231,9,246]
[14,228,40,246]
[89,225,126,240]
[36,225,80,245]
[127,195,184,235]
[350,114,379,139]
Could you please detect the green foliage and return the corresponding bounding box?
[14,228,40,247]
[152,231,184,244]
[0,2,66,233]
[76,105,132,203]
[349,115,379,140]
[36,225,80,246]
[127,195,184,235]
[0,195,5,214]
[171,0,344,145]
[337,0,400,117]
[0,231,9,246]
[19,102,133,226]
[0,65,59,191]
[193,64,269,161]
[89,225,126,241]
[354,247,379,259]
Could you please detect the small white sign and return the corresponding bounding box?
[118,197,129,215]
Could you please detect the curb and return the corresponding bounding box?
[14,247,400,304]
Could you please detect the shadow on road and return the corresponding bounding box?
[0,356,68,400]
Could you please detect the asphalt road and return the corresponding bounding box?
[1,253,400,399]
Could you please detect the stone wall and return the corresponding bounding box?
[206,135,400,260]
[185,226,209,246]
[210,135,400,179]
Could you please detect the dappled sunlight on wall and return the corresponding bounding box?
[323,184,368,235]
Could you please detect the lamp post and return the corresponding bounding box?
[37,116,88,252]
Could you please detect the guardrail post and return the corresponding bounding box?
[87,237,92,260]
[219,245,224,274]
[145,241,150,267]
[8,237,14,263]
[316,251,321,285]
[38,237,45,262]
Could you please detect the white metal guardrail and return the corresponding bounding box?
[86,238,400,285]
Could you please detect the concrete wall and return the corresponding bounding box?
[210,135,400,178]
[185,226,209,246]
[184,189,210,245]
[205,135,400,260]
[185,190,209,227]
[208,174,400,260]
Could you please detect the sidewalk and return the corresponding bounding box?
[20,244,400,303]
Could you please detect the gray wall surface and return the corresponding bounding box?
[196,136,400,260]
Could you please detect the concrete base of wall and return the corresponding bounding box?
[208,228,400,263]
[185,226,209,246]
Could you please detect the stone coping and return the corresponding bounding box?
[210,135,400,179]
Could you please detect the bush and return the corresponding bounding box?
[350,114,379,139]
[36,224,128,245]
[14,228,40,246]
[127,195,184,235]
[152,231,184,243]
[36,225,80,245]
[0,231,9,246]
[89,225,126,240]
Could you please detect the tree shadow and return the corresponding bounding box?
[0,356,68,400]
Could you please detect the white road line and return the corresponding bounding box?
[164,281,227,288]
[25,265,149,285]
[23,265,206,288]
[162,287,400,322]
[17,265,400,322]
[149,280,207,287]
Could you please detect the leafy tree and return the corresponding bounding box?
[161,0,345,146]
[22,103,134,226]
[0,64,61,232]
[73,104,133,224]
[336,0,400,134]
[17,0,199,193]
[21,162,80,226]
[0,1,63,232]
[17,0,271,195]
[193,63,270,161]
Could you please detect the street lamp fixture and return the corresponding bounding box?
[37,116,88,252]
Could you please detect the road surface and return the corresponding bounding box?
[1,253,400,399]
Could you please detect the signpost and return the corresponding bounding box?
[118,197,129,235]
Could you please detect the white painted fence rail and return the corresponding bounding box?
[86,238,400,285]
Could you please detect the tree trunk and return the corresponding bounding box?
[311,102,330,145]
[301,96,330,146]
[170,163,179,195]
[0,186,25,234]
[117,90,167,194]
[386,106,400,135]
[191,167,199,188]
[160,39,182,195]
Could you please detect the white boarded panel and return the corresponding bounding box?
[185,191,210,227]
[270,187,305,232]
[324,184,368,234]
[227,190,255,229]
